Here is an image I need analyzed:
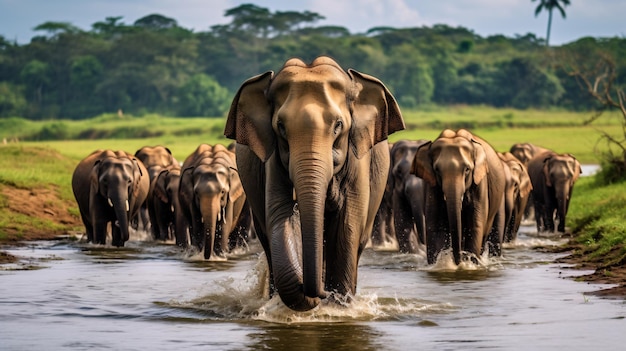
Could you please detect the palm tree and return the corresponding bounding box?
[532,0,571,46]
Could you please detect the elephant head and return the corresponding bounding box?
[135,145,177,181]
[510,143,549,166]
[90,151,148,246]
[180,146,245,259]
[542,153,581,232]
[412,129,504,264]
[225,56,404,311]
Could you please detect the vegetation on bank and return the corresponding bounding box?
[0,106,624,278]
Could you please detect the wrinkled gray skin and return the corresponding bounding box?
[178,144,248,259]
[412,129,506,264]
[152,166,188,246]
[389,139,430,253]
[527,151,581,233]
[135,145,179,238]
[499,152,533,242]
[72,150,149,246]
[224,56,405,311]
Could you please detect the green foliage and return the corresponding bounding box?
[568,176,626,265]
[175,74,231,117]
[0,3,624,120]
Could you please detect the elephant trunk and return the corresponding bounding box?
[269,151,330,311]
[110,196,130,246]
[199,195,221,259]
[443,182,464,265]
[555,181,570,233]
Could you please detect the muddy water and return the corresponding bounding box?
[1,225,624,351]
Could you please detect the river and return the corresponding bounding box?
[1,219,624,351]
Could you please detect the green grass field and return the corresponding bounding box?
[3,106,622,164]
[1,105,625,262]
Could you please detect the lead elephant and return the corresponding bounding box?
[72,149,150,246]
[389,139,430,253]
[499,152,533,242]
[178,144,249,259]
[224,56,405,311]
[412,129,506,264]
[527,151,581,233]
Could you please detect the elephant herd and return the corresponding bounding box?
[71,144,253,259]
[71,56,582,312]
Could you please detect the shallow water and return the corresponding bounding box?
[1,224,624,351]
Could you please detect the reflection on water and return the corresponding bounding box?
[1,225,625,350]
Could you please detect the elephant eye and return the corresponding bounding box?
[333,120,343,135]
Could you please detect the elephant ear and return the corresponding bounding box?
[130,157,143,198]
[347,69,405,159]
[228,167,245,202]
[411,141,437,187]
[543,157,553,187]
[471,139,488,185]
[154,170,170,203]
[179,166,195,205]
[224,71,275,162]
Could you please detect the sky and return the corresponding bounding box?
[0,0,624,45]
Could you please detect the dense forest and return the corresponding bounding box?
[0,3,624,120]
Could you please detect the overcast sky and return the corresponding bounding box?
[1,0,624,45]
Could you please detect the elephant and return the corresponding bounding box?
[134,145,179,237]
[412,129,506,264]
[224,56,405,311]
[388,139,430,253]
[178,143,249,259]
[509,142,550,166]
[71,149,150,246]
[498,152,533,242]
[151,166,188,246]
[527,151,581,233]
[509,142,549,221]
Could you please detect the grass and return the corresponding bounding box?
[568,176,626,267]
[4,106,622,164]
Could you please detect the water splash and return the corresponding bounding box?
[165,255,456,324]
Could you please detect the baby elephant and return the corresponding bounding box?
[72,150,150,246]
[178,144,249,259]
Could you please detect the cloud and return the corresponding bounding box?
[309,0,421,32]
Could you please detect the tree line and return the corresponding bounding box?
[0,3,624,120]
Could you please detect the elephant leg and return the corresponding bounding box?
[94,219,108,245]
[394,195,418,254]
[324,214,359,297]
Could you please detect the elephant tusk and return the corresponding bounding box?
[171,205,175,213]
[125,200,130,212]
[108,198,114,207]
[217,207,222,222]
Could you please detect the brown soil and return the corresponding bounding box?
[0,184,624,299]
[0,184,82,263]
[554,243,626,299]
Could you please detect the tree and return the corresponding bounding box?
[563,53,626,182]
[134,14,178,30]
[532,0,570,46]
[175,74,231,117]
